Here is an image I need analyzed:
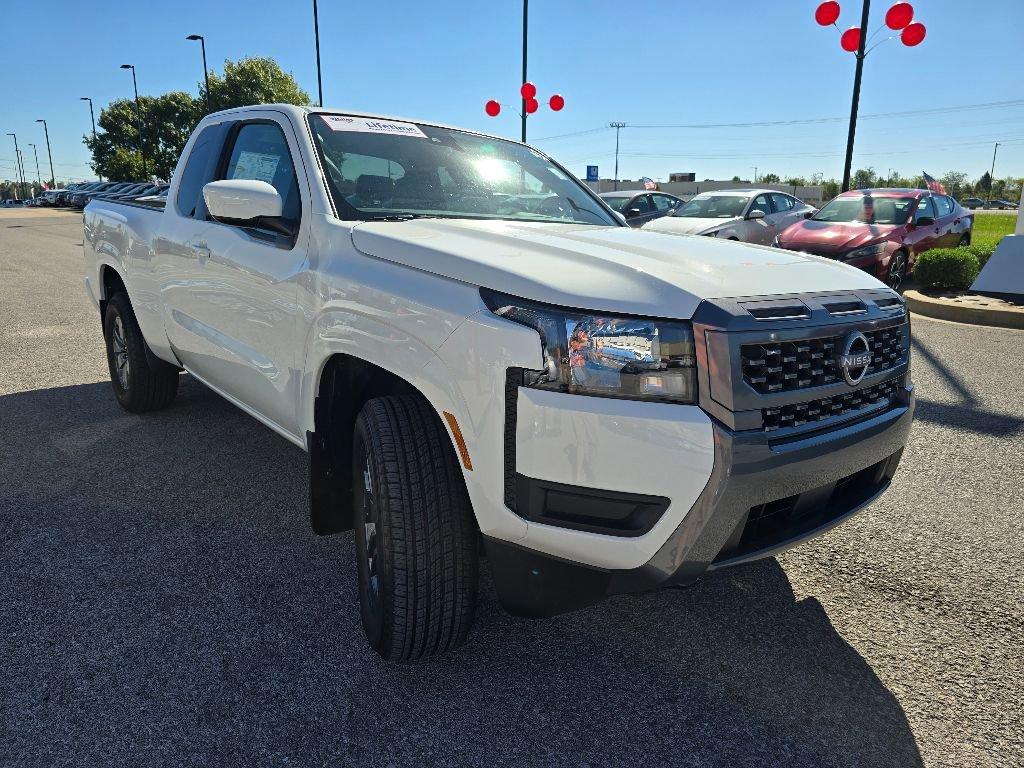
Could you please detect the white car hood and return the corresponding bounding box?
[349,218,883,318]
[643,215,739,236]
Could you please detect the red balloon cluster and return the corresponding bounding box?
[817,2,925,53]
[485,82,566,117]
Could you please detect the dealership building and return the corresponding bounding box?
[585,177,826,206]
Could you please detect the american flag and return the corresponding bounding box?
[642,176,657,190]
[922,171,946,195]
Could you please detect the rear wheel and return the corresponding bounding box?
[103,292,179,412]
[886,250,907,292]
[353,395,478,661]
[958,233,971,247]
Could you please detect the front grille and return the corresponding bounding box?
[741,324,907,394]
[762,377,902,432]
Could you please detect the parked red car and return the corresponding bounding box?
[774,188,973,290]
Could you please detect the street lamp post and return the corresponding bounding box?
[35,119,56,190]
[120,64,148,178]
[186,35,212,114]
[81,97,101,181]
[751,167,758,184]
[6,133,27,200]
[985,142,1000,207]
[28,143,42,187]
[521,0,529,142]
[312,0,324,107]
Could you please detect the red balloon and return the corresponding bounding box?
[885,2,914,29]
[520,82,537,100]
[485,99,501,117]
[901,21,926,46]
[840,26,861,52]
[814,1,841,26]
[524,97,539,114]
[548,94,565,112]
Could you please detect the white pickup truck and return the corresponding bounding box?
[84,104,914,661]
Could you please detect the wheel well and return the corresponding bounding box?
[99,265,127,323]
[309,354,433,535]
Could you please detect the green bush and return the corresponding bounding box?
[914,248,980,292]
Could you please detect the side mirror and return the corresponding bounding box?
[915,216,935,227]
[203,179,290,233]
[803,210,814,219]
[626,207,642,217]
[747,208,766,220]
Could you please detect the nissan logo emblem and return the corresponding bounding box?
[839,331,873,386]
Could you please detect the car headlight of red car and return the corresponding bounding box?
[846,243,887,260]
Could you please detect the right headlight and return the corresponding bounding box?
[482,289,698,403]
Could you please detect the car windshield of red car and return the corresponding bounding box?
[813,196,915,225]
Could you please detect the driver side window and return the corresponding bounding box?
[221,122,302,226]
[750,194,771,215]
[914,196,936,222]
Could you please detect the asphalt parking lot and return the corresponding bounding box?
[2,208,1022,767]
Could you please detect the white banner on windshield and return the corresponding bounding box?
[321,115,427,139]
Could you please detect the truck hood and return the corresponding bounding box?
[642,215,739,236]
[350,218,884,318]
[779,219,901,256]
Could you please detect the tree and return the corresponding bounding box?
[939,171,968,199]
[852,167,876,189]
[201,57,310,113]
[977,171,992,194]
[822,179,840,200]
[731,175,742,182]
[760,172,780,184]
[85,92,199,180]
[784,176,808,187]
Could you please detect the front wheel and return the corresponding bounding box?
[886,250,908,292]
[353,395,479,661]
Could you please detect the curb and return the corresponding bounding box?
[904,290,1024,330]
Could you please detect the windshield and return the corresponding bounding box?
[813,195,916,225]
[674,195,748,219]
[309,114,618,225]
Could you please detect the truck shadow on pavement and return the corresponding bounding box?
[1,377,923,768]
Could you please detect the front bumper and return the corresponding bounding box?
[486,381,913,617]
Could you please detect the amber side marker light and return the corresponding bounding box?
[442,411,473,471]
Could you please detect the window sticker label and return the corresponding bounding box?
[233,151,280,184]
[321,115,427,139]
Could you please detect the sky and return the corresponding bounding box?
[1,0,1022,186]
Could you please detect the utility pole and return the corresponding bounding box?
[120,64,148,178]
[986,142,1000,206]
[841,0,871,192]
[521,0,529,142]
[81,97,101,181]
[35,119,56,189]
[186,35,212,114]
[751,167,758,184]
[610,122,626,191]
[313,0,324,107]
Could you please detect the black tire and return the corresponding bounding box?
[103,292,179,413]
[352,395,479,661]
[958,233,971,247]
[886,250,908,292]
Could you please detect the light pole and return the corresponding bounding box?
[6,133,27,200]
[186,35,212,114]
[312,0,323,106]
[610,122,626,191]
[521,0,529,142]
[120,64,148,178]
[35,119,56,190]
[28,143,41,188]
[81,97,101,181]
[985,142,1000,207]
[751,167,758,184]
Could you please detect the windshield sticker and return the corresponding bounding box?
[234,151,280,184]
[321,115,427,139]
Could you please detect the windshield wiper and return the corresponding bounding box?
[565,196,607,223]
[360,212,426,222]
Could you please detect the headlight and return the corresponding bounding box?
[846,243,886,260]
[482,289,698,403]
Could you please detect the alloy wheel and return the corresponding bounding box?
[111,315,130,390]
[887,252,906,292]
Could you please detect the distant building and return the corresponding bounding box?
[668,172,696,182]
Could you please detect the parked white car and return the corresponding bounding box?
[643,188,814,245]
[83,105,914,661]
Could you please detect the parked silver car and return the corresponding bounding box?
[642,188,814,245]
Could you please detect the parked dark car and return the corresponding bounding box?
[961,197,984,209]
[598,190,684,227]
[66,182,106,207]
[985,199,1018,210]
[775,188,973,291]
